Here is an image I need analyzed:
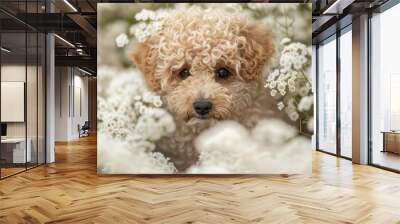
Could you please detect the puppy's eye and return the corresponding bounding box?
[216,68,231,79]
[179,68,191,80]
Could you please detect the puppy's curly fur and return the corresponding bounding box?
[132,7,281,171]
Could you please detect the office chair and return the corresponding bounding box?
[79,121,90,138]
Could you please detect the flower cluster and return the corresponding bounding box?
[188,119,311,174]
[112,4,311,48]
[129,9,169,43]
[98,132,176,174]
[265,38,313,132]
[97,67,177,173]
[280,42,310,72]
[247,3,311,43]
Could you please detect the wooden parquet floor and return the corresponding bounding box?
[1,135,400,224]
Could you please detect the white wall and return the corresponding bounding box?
[69,73,89,139]
[1,82,25,122]
[1,65,26,138]
[1,65,36,138]
[55,67,70,141]
[55,67,89,141]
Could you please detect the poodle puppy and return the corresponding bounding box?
[131,7,281,171]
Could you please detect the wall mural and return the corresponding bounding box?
[97,3,313,174]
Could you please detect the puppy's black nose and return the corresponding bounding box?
[193,100,213,116]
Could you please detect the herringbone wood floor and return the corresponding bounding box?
[1,135,400,224]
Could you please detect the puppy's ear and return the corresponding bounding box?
[130,42,161,91]
[240,22,275,81]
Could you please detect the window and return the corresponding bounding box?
[339,28,352,158]
[317,36,337,154]
[371,3,400,171]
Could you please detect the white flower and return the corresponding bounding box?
[297,95,313,112]
[279,42,311,71]
[98,133,176,174]
[139,105,147,114]
[130,22,146,35]
[155,10,169,20]
[134,101,143,110]
[264,38,312,123]
[153,98,163,107]
[115,33,129,48]
[289,111,299,121]
[288,78,295,87]
[252,119,297,145]
[277,102,285,111]
[189,120,310,174]
[131,8,169,43]
[98,67,175,144]
[277,83,286,92]
[298,86,310,97]
[287,98,296,109]
[269,80,277,88]
[270,69,280,79]
[135,9,156,21]
[280,37,291,45]
[270,89,277,97]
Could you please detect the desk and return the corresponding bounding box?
[1,138,31,163]
[381,131,400,154]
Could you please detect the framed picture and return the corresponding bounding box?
[97,3,313,174]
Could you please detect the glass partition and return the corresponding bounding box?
[27,30,38,169]
[0,1,46,179]
[1,30,28,177]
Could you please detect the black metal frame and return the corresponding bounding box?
[315,44,319,151]
[367,10,372,166]
[336,18,341,158]
[0,0,47,180]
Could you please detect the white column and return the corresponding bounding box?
[46,33,55,163]
[55,67,74,141]
[352,14,369,164]
[45,1,55,163]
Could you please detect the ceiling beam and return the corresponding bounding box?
[67,13,97,39]
[323,0,355,14]
[55,55,96,70]
[312,15,335,34]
